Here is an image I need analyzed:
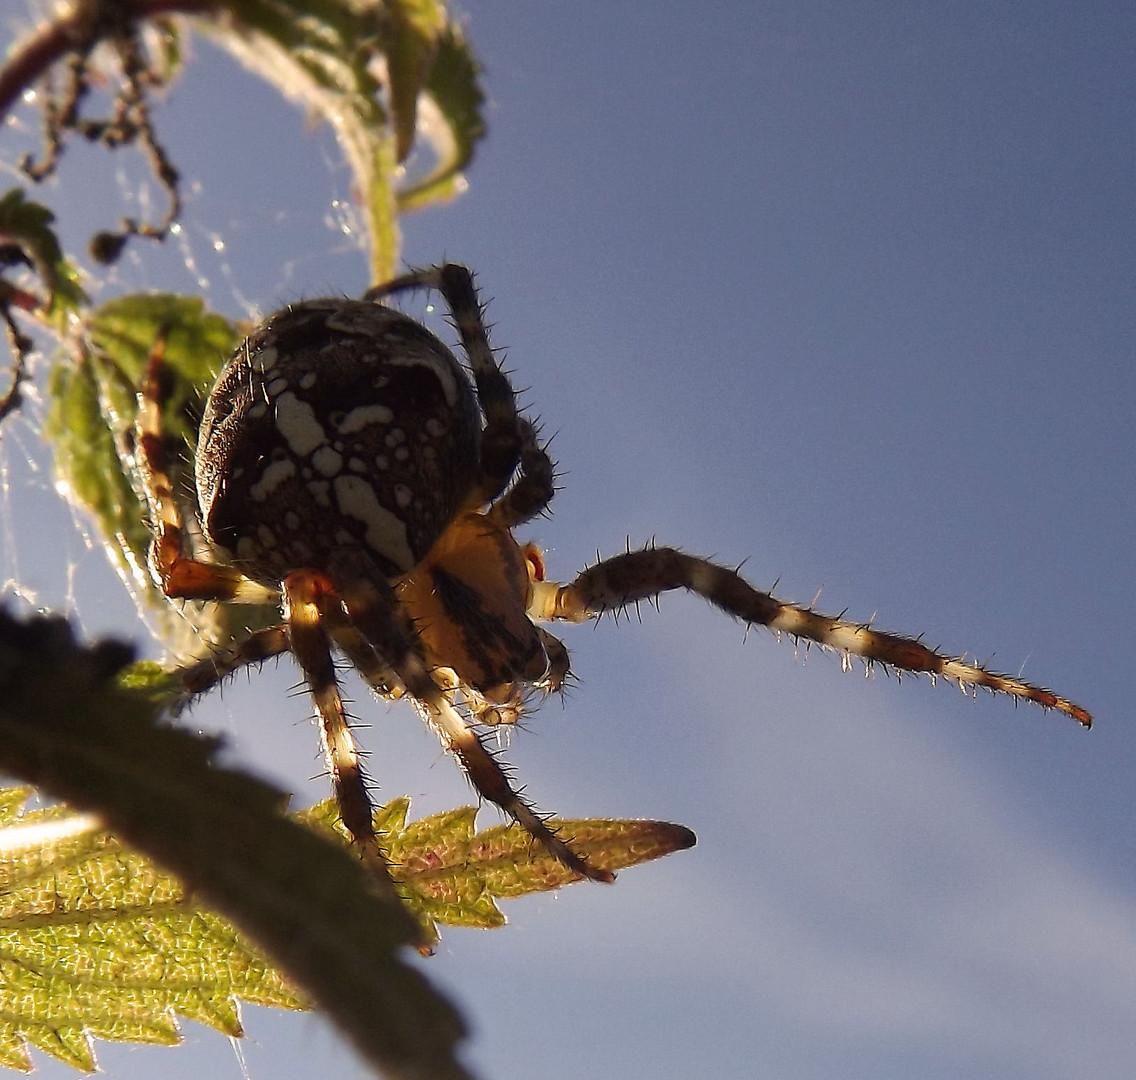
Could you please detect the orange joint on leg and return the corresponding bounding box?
[157,549,263,603]
[283,569,338,622]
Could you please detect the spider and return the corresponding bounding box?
[135,263,1091,891]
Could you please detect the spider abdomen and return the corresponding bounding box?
[196,299,482,583]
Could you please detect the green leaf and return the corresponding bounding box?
[0,794,301,1072]
[302,798,697,947]
[195,1,485,282]
[385,0,449,162]
[82,291,241,484]
[0,607,470,1080]
[45,349,150,584]
[44,293,240,552]
[398,24,485,212]
[84,293,239,392]
[0,779,694,1071]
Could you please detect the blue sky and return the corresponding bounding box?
[2,2,1135,1078]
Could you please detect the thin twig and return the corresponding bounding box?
[0,0,221,123]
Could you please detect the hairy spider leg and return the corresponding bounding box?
[536,626,571,695]
[530,547,1092,727]
[135,341,276,605]
[487,418,557,529]
[280,570,412,910]
[366,264,522,507]
[323,548,615,883]
[176,626,291,698]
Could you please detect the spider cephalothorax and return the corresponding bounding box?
[136,263,1090,893]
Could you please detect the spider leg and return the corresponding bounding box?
[366,264,522,506]
[530,547,1092,727]
[487,418,556,529]
[176,625,291,698]
[281,570,406,902]
[325,550,614,883]
[135,341,276,604]
[326,617,403,702]
[536,627,572,695]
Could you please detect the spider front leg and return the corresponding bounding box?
[367,263,523,507]
[530,546,1092,727]
[487,418,557,530]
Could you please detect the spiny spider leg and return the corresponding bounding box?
[488,418,557,530]
[324,549,614,883]
[530,547,1092,727]
[176,625,291,698]
[536,626,572,695]
[135,340,275,605]
[281,570,405,902]
[367,264,521,506]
